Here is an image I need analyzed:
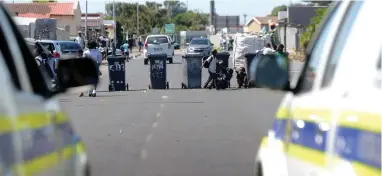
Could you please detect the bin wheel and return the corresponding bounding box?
[144,59,148,65]
[181,83,185,89]
[166,82,169,89]
[126,83,129,91]
[168,58,173,64]
[108,84,114,92]
[148,84,151,89]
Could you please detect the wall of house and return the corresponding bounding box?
[279,25,305,53]
[50,6,81,37]
[247,22,261,32]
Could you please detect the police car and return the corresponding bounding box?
[251,1,382,176]
[0,3,99,176]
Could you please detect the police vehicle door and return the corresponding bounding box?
[0,6,65,175]
[285,1,350,176]
[320,1,382,175]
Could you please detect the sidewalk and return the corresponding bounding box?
[101,48,142,65]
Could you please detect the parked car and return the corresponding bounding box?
[39,40,83,59]
[25,38,58,80]
[185,38,213,56]
[143,34,175,65]
[173,42,180,50]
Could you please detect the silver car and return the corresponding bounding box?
[39,40,83,59]
[186,38,213,56]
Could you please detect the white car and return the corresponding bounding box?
[143,35,175,65]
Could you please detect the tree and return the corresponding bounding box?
[300,8,328,49]
[270,5,287,16]
[163,0,187,18]
[173,11,209,31]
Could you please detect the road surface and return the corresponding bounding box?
[60,53,302,176]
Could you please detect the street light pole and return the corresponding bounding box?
[113,0,116,52]
[137,2,139,38]
[85,0,88,42]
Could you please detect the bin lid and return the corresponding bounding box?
[244,53,258,58]
[217,51,230,56]
[107,55,125,59]
[147,53,167,59]
[183,53,205,58]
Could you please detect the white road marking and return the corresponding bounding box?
[156,112,161,117]
[152,122,158,128]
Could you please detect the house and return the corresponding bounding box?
[244,16,278,33]
[103,20,116,40]
[81,13,105,40]
[7,1,82,37]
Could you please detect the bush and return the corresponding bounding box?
[300,8,328,50]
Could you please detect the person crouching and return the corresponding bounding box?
[79,40,102,97]
[236,67,248,88]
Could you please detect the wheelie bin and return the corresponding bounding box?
[107,55,129,91]
[181,53,204,89]
[148,53,169,89]
[216,51,230,73]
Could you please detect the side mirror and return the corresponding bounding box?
[55,58,99,93]
[250,54,289,90]
[186,43,189,46]
[172,41,175,44]
[211,43,214,46]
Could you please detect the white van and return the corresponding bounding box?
[143,35,175,65]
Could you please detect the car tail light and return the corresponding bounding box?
[144,42,148,49]
[53,52,60,58]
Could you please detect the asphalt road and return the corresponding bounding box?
[59,53,298,176]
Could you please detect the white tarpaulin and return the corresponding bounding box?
[232,33,271,69]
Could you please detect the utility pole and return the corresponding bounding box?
[243,14,247,25]
[85,0,88,42]
[113,0,116,53]
[137,2,140,38]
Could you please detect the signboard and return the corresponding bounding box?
[165,23,175,34]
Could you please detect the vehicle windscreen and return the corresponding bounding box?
[190,39,209,45]
[147,36,169,44]
[59,42,81,51]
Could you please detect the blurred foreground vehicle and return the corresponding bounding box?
[252,1,382,176]
[0,3,99,176]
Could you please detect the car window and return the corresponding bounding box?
[59,42,81,51]
[3,6,48,96]
[40,42,56,51]
[190,39,209,45]
[298,3,341,93]
[0,24,21,90]
[321,1,363,88]
[147,36,169,44]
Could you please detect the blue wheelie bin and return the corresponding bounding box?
[181,53,204,89]
[107,55,129,91]
[148,53,169,89]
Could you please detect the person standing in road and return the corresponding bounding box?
[80,40,102,97]
[120,40,130,61]
[202,49,218,89]
[75,31,86,49]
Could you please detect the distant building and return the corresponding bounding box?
[103,20,116,40]
[244,16,278,33]
[81,13,105,40]
[7,1,81,37]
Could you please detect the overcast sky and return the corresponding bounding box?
[5,0,301,24]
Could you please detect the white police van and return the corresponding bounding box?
[0,3,99,175]
[252,1,382,176]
